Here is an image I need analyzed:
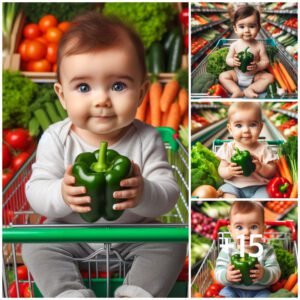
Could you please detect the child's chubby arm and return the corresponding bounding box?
[218,159,244,179]
[226,42,241,68]
[252,156,277,178]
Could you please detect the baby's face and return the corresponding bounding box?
[234,14,260,41]
[55,38,147,145]
[228,210,265,251]
[227,108,263,147]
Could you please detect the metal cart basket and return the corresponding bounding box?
[2,127,189,298]
[191,38,298,99]
[191,219,298,295]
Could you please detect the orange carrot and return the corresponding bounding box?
[291,283,298,296]
[166,102,181,131]
[178,88,188,117]
[270,64,288,92]
[279,156,293,184]
[182,111,188,128]
[278,62,296,92]
[283,273,298,291]
[149,81,162,127]
[161,111,168,127]
[276,159,286,178]
[160,79,180,113]
[135,91,149,122]
[145,105,151,125]
[290,183,298,199]
[275,62,292,93]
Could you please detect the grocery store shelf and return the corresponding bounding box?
[263,113,286,141]
[263,9,297,15]
[192,8,227,13]
[271,108,298,119]
[191,29,231,64]
[192,118,227,144]
[192,19,229,34]
[260,27,297,68]
[263,18,297,36]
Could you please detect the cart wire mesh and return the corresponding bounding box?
[2,127,189,298]
[191,219,298,296]
[191,38,298,99]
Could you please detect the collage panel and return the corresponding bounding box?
[191,2,298,100]
[2,2,189,298]
[191,200,298,298]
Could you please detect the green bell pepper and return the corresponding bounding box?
[266,83,279,99]
[231,253,258,286]
[237,47,254,73]
[231,148,256,177]
[72,142,132,222]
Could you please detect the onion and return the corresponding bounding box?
[192,185,218,198]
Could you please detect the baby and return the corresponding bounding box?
[215,201,281,298]
[22,12,186,298]
[217,102,277,198]
[219,5,274,98]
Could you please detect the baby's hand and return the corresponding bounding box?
[226,264,242,283]
[228,162,244,177]
[250,263,265,282]
[252,155,262,172]
[247,61,257,72]
[62,165,91,213]
[112,162,143,210]
[233,54,241,67]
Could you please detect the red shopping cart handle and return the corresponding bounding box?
[212,220,297,241]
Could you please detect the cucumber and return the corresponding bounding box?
[55,99,68,119]
[149,42,165,74]
[33,108,52,131]
[167,31,183,73]
[28,116,41,137]
[163,27,180,53]
[44,102,61,123]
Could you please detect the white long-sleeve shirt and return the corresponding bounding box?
[26,118,179,227]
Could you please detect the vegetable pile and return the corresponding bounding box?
[191,142,223,192]
[191,233,212,266]
[191,210,216,239]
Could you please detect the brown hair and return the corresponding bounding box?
[228,102,262,122]
[56,11,147,83]
[229,201,265,223]
[233,5,260,27]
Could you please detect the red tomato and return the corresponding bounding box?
[3,169,14,187]
[8,281,27,297]
[3,208,14,225]
[3,143,11,168]
[38,15,58,33]
[52,63,57,73]
[46,43,58,64]
[58,21,72,32]
[12,152,30,171]
[45,27,63,44]
[5,128,30,151]
[17,265,28,280]
[28,59,52,72]
[23,23,41,40]
[35,35,48,45]
[25,40,47,61]
[18,40,30,62]
[23,284,31,298]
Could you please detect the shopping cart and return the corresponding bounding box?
[191,219,298,295]
[212,138,284,156]
[2,127,189,298]
[191,38,298,99]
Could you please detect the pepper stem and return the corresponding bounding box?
[91,142,108,172]
[279,182,289,193]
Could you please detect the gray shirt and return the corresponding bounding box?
[26,118,179,227]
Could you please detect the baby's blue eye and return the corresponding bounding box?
[112,82,126,92]
[251,225,258,230]
[235,124,242,128]
[236,225,243,230]
[78,84,90,93]
[250,123,257,127]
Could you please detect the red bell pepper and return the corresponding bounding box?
[207,84,228,98]
[267,177,292,198]
[204,283,224,297]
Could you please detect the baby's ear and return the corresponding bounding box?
[54,82,66,109]
[138,80,150,107]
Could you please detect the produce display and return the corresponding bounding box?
[191,2,298,99]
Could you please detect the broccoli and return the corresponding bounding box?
[274,247,296,279]
[103,3,177,49]
[206,47,232,77]
[3,71,38,129]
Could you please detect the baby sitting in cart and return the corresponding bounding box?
[219,5,274,98]
[216,102,277,199]
[215,201,281,298]
[22,12,186,298]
